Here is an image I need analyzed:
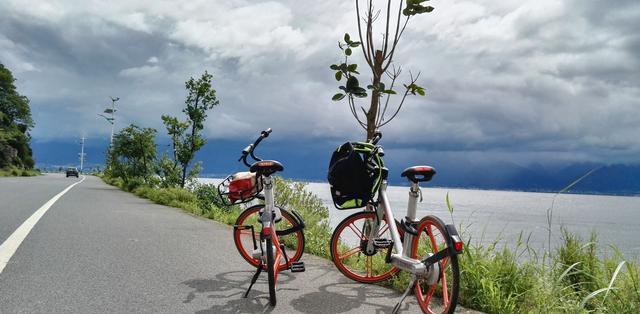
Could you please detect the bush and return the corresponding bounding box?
[274,178,332,258]
[100,174,640,313]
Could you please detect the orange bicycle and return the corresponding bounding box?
[218,128,305,306]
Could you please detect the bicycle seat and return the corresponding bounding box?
[401,165,436,183]
[250,160,284,176]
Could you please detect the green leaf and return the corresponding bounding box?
[349,42,361,48]
[339,63,348,71]
[378,82,386,91]
[346,76,359,90]
[335,71,343,81]
[347,64,358,72]
[417,88,426,96]
[344,33,351,43]
[330,64,340,70]
[353,87,367,94]
[367,85,375,90]
[345,48,352,56]
[446,192,454,214]
[332,93,346,101]
[384,89,397,94]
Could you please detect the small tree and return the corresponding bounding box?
[330,0,432,140]
[162,71,219,188]
[108,124,157,183]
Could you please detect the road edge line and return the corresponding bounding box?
[0,176,86,275]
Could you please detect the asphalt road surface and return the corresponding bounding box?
[0,174,477,313]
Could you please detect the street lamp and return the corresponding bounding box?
[98,96,120,147]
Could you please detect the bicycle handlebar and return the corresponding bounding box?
[239,128,272,167]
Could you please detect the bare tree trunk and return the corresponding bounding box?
[366,50,384,140]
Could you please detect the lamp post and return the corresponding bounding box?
[98,97,119,147]
[79,136,86,172]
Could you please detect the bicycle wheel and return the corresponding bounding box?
[234,205,304,270]
[411,215,459,314]
[330,211,403,283]
[265,237,277,306]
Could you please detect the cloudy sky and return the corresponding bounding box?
[1,0,639,167]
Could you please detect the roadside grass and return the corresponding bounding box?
[0,166,40,177]
[100,174,638,313]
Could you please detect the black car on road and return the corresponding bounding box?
[66,167,79,178]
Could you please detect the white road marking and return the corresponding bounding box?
[0,176,85,274]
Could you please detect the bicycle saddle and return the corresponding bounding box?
[401,165,436,183]
[249,160,284,176]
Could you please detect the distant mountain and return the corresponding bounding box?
[32,138,640,196]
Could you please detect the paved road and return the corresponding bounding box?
[0,174,477,313]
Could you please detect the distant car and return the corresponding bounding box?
[66,167,79,178]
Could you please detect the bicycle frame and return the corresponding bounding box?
[364,179,461,278]
[258,176,284,275]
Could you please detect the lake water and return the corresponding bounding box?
[199,178,640,259]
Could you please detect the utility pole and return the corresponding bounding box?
[79,136,86,172]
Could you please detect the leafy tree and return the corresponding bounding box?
[0,63,34,169]
[330,0,432,139]
[156,153,182,188]
[162,71,220,187]
[108,124,157,183]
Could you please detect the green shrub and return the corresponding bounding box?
[100,175,640,313]
[274,178,332,258]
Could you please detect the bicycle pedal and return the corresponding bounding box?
[373,238,393,249]
[289,261,305,273]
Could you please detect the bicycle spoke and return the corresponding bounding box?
[441,271,449,304]
[339,247,362,260]
[347,223,364,239]
[378,222,390,236]
[441,256,449,270]
[425,284,435,307]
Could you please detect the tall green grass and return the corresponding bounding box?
[101,174,638,313]
[0,166,40,177]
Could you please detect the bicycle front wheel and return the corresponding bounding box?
[411,215,459,314]
[330,211,402,283]
[265,237,277,306]
[234,205,304,270]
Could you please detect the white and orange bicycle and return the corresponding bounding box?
[328,131,463,313]
[218,128,305,306]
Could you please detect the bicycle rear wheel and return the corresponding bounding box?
[265,237,277,306]
[411,215,459,314]
[234,205,304,270]
[330,211,402,283]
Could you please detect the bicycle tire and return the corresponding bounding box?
[266,237,277,306]
[234,205,305,270]
[330,211,403,283]
[411,215,459,314]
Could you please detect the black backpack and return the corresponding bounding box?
[327,142,376,209]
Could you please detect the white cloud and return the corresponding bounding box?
[1,0,638,164]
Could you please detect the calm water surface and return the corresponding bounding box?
[200,178,640,259]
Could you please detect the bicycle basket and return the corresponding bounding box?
[217,171,263,206]
[327,142,384,210]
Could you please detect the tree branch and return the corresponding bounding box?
[382,0,392,57]
[379,71,420,127]
[378,65,401,125]
[348,96,367,129]
[355,0,373,67]
[366,0,376,61]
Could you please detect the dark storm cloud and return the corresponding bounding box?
[1,0,638,165]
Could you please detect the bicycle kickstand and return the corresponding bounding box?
[243,265,263,298]
[392,277,416,314]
